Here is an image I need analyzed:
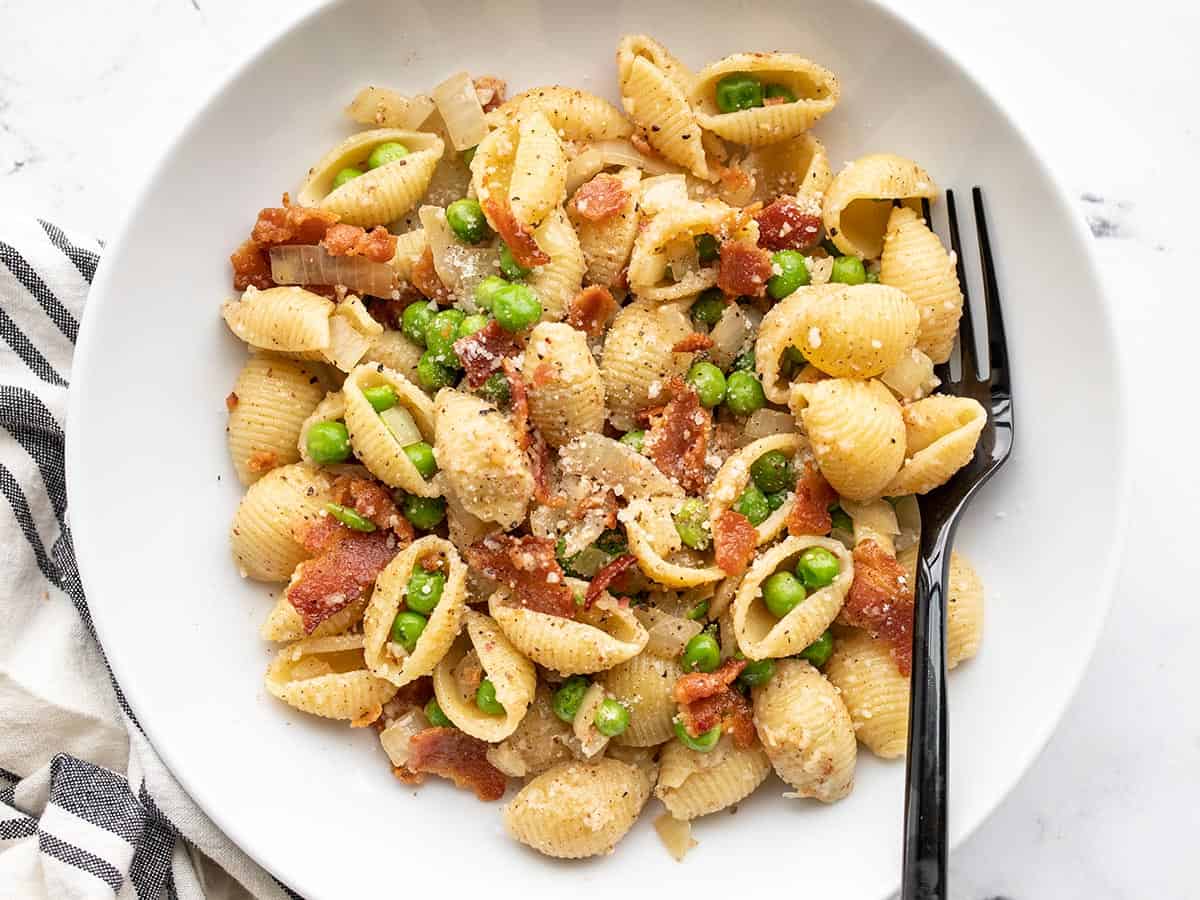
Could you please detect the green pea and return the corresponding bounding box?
[498,243,532,280]
[865,270,880,283]
[750,449,795,494]
[785,345,807,366]
[389,610,427,652]
[405,569,445,614]
[767,249,810,300]
[424,697,453,728]
[592,698,630,737]
[724,371,766,415]
[474,275,509,310]
[401,441,437,479]
[715,73,765,113]
[403,494,446,530]
[762,571,806,618]
[764,84,798,103]
[765,490,788,511]
[363,384,398,412]
[472,678,504,715]
[694,233,719,263]
[796,546,840,589]
[552,676,590,722]
[731,349,756,373]
[738,658,776,688]
[829,504,853,534]
[478,371,510,406]
[367,141,409,169]
[305,420,351,464]
[686,361,727,408]
[798,629,835,667]
[681,631,721,673]
[619,430,646,454]
[492,282,542,332]
[425,309,466,366]
[690,288,726,326]
[686,599,710,621]
[458,313,490,339]
[673,497,711,551]
[673,718,721,753]
[831,255,867,285]
[332,167,363,189]
[402,301,436,346]
[417,351,456,391]
[325,502,375,532]
[446,198,492,244]
[733,485,770,526]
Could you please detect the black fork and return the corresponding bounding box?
[900,188,1015,900]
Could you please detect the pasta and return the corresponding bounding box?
[884,395,988,496]
[569,166,642,288]
[486,86,632,141]
[744,133,833,203]
[617,35,708,179]
[229,463,331,582]
[822,153,938,259]
[521,322,605,446]
[526,206,585,320]
[656,735,772,820]
[708,434,804,545]
[600,301,695,430]
[342,364,440,497]
[222,286,333,354]
[627,199,728,300]
[600,649,684,747]
[226,353,327,484]
[265,634,398,722]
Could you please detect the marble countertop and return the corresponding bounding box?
[2,1,1196,896]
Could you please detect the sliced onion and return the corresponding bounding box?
[638,174,690,216]
[655,814,697,862]
[707,303,754,371]
[634,607,702,658]
[892,495,922,552]
[807,254,834,285]
[881,348,940,401]
[378,708,429,768]
[590,139,684,176]
[486,741,528,778]
[431,71,489,151]
[665,236,701,282]
[345,86,435,129]
[380,406,421,446]
[417,205,500,310]
[269,244,396,296]
[558,433,683,500]
[323,314,372,372]
[741,409,796,444]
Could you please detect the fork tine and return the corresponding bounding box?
[920,197,931,225]
[945,189,979,384]
[971,188,1009,391]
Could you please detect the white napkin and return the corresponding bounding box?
[0,214,293,900]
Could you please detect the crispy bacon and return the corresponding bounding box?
[574,489,619,529]
[527,430,560,507]
[674,660,755,749]
[788,461,837,536]
[840,539,915,675]
[644,378,710,494]
[481,197,549,268]
[474,76,507,113]
[570,173,630,222]
[230,238,275,291]
[287,526,399,632]
[717,240,773,298]
[321,223,398,263]
[584,554,638,606]
[411,247,453,303]
[246,451,278,474]
[454,320,522,388]
[712,509,758,575]
[564,285,618,337]
[673,658,746,704]
[464,534,577,619]
[251,203,339,246]
[402,728,507,801]
[225,391,239,411]
[672,332,715,353]
[501,357,530,449]
[331,474,413,539]
[754,197,823,252]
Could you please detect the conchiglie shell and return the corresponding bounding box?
[617,35,695,96]
[487,86,632,141]
[260,590,368,643]
[601,651,684,747]
[880,205,964,364]
[265,633,397,721]
[752,659,856,802]
[229,463,332,582]
[488,684,577,778]
[617,36,707,179]
[600,301,695,431]
[433,610,537,742]
[504,758,651,859]
[487,592,649,675]
[227,353,327,485]
[509,110,568,229]
[470,122,517,212]
[360,329,423,383]
[745,133,833,204]
[794,378,906,500]
[691,53,840,147]
[363,536,468,687]
[297,129,444,227]
[527,206,584,321]
[569,166,642,289]
[896,546,984,669]
[732,536,853,660]
[222,286,333,353]
[522,322,605,447]
[623,498,726,590]
[656,735,771,820]
[709,433,805,546]
[627,200,729,299]
[824,628,909,758]
[433,389,533,529]
[389,228,428,283]
[823,153,938,259]
[342,364,439,497]
[884,395,987,496]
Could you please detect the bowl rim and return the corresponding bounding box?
[64,0,1132,895]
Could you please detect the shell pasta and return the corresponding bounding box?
[220,34,991,864]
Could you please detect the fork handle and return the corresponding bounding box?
[900,516,957,900]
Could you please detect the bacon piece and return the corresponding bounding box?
[712,509,757,575]
[570,173,629,223]
[755,197,823,252]
[527,430,560,507]
[788,461,838,537]
[584,554,638,606]
[321,223,398,263]
[840,539,915,675]
[251,203,340,246]
[679,689,756,749]
[672,332,715,353]
[331,474,413,540]
[501,357,530,449]
[673,658,746,704]
[564,285,618,337]
[717,240,773,298]
[464,534,577,619]
[454,320,521,388]
[411,246,453,303]
[715,164,755,203]
[230,239,275,291]
[481,197,549,268]
[644,378,710,494]
[402,728,507,801]
[474,76,507,113]
[574,489,619,529]
[246,450,278,474]
[225,391,239,411]
[287,527,400,632]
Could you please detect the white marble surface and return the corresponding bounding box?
[2,1,1197,897]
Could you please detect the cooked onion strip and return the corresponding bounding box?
[346,87,435,129]
[269,245,396,296]
[432,71,490,151]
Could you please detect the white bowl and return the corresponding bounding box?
[66,0,1128,897]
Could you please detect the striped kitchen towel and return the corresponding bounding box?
[0,215,294,900]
